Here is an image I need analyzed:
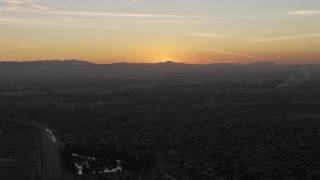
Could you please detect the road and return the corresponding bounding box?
[41,128,61,178]
[40,126,72,180]
[13,121,71,180]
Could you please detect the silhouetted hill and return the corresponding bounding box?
[0,60,319,80]
[2,59,93,66]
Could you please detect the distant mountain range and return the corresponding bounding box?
[0,60,319,80]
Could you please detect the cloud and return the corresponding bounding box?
[1,0,23,4]
[0,6,218,25]
[250,33,320,42]
[1,0,34,4]
[0,6,180,18]
[186,32,224,39]
[53,11,178,18]
[0,17,70,26]
[0,9,213,27]
[0,16,215,27]
[1,0,51,11]
[203,49,259,59]
[124,20,215,24]
[288,10,320,16]
[29,4,51,10]
[2,5,17,10]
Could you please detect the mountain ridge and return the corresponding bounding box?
[1,59,318,66]
[0,60,319,80]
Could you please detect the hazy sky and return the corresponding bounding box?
[1,0,320,64]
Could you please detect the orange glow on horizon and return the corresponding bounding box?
[1,1,320,64]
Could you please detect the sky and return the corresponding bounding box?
[0,0,320,64]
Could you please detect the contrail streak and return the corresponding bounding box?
[203,49,259,59]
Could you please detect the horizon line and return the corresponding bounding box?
[0,59,319,65]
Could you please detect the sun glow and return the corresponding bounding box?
[1,0,320,63]
[155,54,177,62]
